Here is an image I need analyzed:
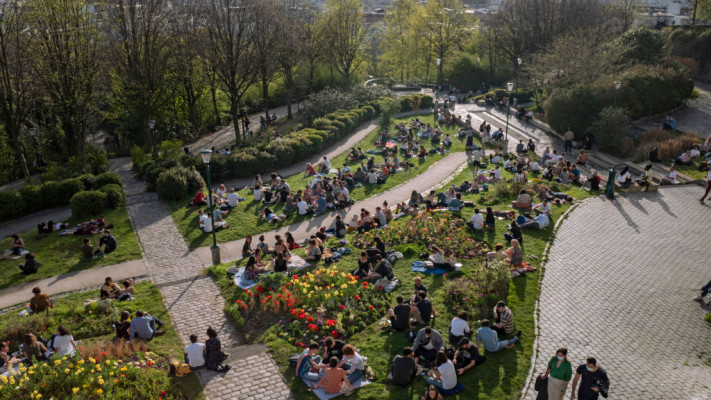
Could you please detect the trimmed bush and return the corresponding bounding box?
[41,164,70,182]
[0,190,25,221]
[58,178,85,203]
[70,190,107,218]
[99,184,127,208]
[195,153,228,182]
[184,167,205,194]
[156,166,199,201]
[130,145,148,172]
[227,149,277,178]
[93,171,123,189]
[77,174,96,190]
[544,85,603,140]
[19,185,44,214]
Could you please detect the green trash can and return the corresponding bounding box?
[605,167,617,199]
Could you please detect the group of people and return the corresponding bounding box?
[183,327,231,373]
[296,338,366,396]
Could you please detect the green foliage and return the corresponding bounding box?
[99,183,127,208]
[544,85,603,139]
[300,86,391,124]
[70,190,108,218]
[0,190,25,221]
[194,153,228,182]
[666,27,711,79]
[78,173,97,190]
[93,171,123,189]
[227,148,277,178]
[380,98,402,129]
[66,155,86,176]
[616,64,693,118]
[19,185,44,214]
[159,139,185,163]
[156,166,202,201]
[617,26,665,65]
[86,147,109,175]
[41,164,71,182]
[131,145,148,171]
[587,106,630,152]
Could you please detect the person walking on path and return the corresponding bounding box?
[541,347,573,400]
[569,357,609,400]
[699,165,711,204]
[563,128,574,155]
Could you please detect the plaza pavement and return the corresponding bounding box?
[522,185,711,400]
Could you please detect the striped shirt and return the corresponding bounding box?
[498,307,514,334]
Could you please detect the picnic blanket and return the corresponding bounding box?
[411,260,447,276]
[287,254,310,270]
[385,141,397,149]
[232,255,311,289]
[302,377,372,400]
[0,249,28,260]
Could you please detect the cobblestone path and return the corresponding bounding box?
[523,186,711,400]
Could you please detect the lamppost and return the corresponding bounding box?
[435,58,441,103]
[148,119,157,167]
[237,90,244,143]
[200,149,221,265]
[515,57,522,100]
[505,82,514,142]
[614,81,621,107]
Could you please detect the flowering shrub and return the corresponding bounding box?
[238,266,389,345]
[352,212,490,259]
[0,352,177,399]
[444,259,511,317]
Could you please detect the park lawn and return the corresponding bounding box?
[170,114,474,249]
[663,158,708,180]
[207,170,597,400]
[0,207,142,290]
[0,281,203,399]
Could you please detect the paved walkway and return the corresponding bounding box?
[634,80,711,139]
[523,185,711,400]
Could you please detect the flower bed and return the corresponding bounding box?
[352,211,490,259]
[443,259,511,317]
[0,352,178,399]
[236,266,390,346]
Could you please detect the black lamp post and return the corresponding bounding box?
[201,149,221,265]
[435,58,441,103]
[505,82,514,142]
[515,57,522,100]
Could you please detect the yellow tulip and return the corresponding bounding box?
[72,387,80,394]
[96,389,103,394]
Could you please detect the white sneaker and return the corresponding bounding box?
[693,295,703,302]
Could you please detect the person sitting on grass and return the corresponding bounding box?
[487,243,506,262]
[428,245,452,270]
[189,189,207,206]
[366,254,394,285]
[49,325,77,356]
[81,238,95,261]
[305,239,322,262]
[354,251,371,279]
[338,344,365,385]
[116,278,135,301]
[184,334,206,369]
[205,326,230,373]
[391,347,418,386]
[322,337,345,362]
[512,190,531,211]
[244,256,267,281]
[18,252,40,275]
[586,170,601,191]
[492,301,515,336]
[449,311,472,345]
[101,277,121,299]
[533,200,552,217]
[412,290,436,325]
[0,341,20,376]
[129,310,166,342]
[503,239,524,266]
[114,310,131,342]
[96,229,117,256]
[476,319,521,353]
[309,357,354,396]
[467,208,484,230]
[426,351,457,391]
[388,295,413,331]
[10,234,24,256]
[22,333,47,365]
[296,342,326,381]
[305,163,317,176]
[413,325,444,366]
[454,338,484,375]
[504,220,523,243]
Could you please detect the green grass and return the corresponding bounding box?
[207,167,598,400]
[0,281,203,399]
[0,207,142,290]
[663,159,708,180]
[170,114,475,249]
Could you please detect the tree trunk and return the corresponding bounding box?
[210,70,221,127]
[10,130,30,180]
[262,77,270,122]
[231,96,240,144]
[285,68,294,119]
[308,63,315,94]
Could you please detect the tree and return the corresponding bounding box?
[275,0,308,119]
[587,106,630,151]
[418,0,471,85]
[300,5,324,95]
[251,0,282,121]
[319,0,368,90]
[106,0,173,148]
[205,0,256,143]
[0,1,34,179]
[616,26,665,65]
[30,0,102,162]
[380,0,419,83]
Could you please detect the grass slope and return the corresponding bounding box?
[0,207,142,290]
[170,114,472,249]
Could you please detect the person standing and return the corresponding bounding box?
[564,128,574,154]
[570,357,609,400]
[542,347,573,400]
[700,165,711,204]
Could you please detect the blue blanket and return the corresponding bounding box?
[411,261,448,275]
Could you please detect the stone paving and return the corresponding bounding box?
[522,185,711,400]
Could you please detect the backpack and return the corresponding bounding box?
[288,353,301,367]
[169,362,192,377]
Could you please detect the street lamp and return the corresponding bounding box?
[515,57,522,99]
[435,58,441,103]
[505,82,514,142]
[200,149,221,265]
[614,81,621,107]
[148,119,157,167]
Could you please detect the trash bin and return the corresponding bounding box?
[605,167,617,199]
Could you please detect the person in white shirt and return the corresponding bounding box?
[493,166,502,181]
[426,352,457,391]
[530,160,541,173]
[225,188,239,208]
[617,166,632,188]
[321,156,331,171]
[491,153,503,164]
[297,198,310,215]
[367,171,378,184]
[700,167,711,204]
[533,200,552,216]
[198,210,209,229]
[668,166,677,184]
[520,213,549,229]
[467,208,484,230]
[689,146,700,158]
[50,326,77,356]
[449,311,472,344]
[184,334,206,369]
[253,185,264,201]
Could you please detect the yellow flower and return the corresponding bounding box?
[89,357,96,364]
[28,370,34,375]
[78,360,85,365]
[98,378,104,385]
[96,365,101,371]
[307,294,312,298]
[109,372,114,376]
[106,360,111,365]
[83,384,88,388]
[334,291,339,296]
[96,389,103,394]
[72,388,80,394]
[36,395,42,399]
[64,369,70,374]
[54,360,61,365]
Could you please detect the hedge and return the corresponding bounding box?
[156,166,205,201]
[93,172,123,189]
[19,185,44,214]
[70,191,107,218]
[0,190,25,221]
[99,184,127,208]
[227,149,277,177]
